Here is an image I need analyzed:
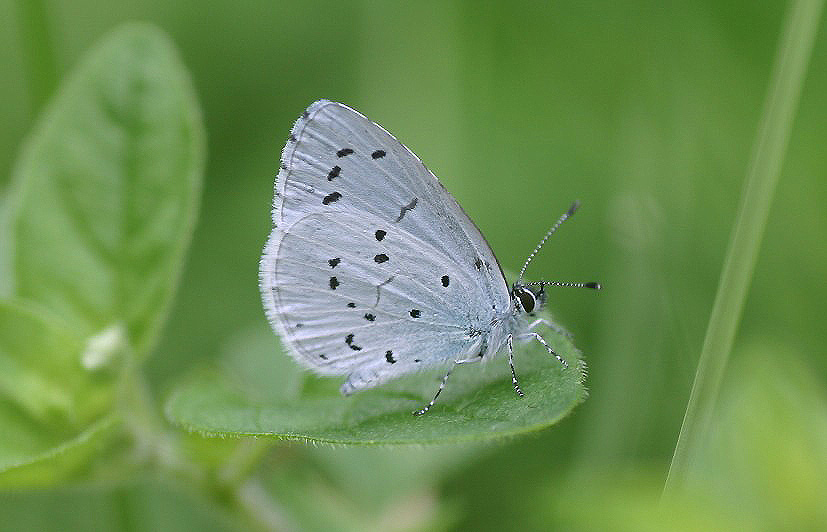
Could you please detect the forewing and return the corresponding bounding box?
[272,100,508,302]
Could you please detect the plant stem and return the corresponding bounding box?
[14,0,59,113]
[234,479,297,532]
[120,361,196,477]
[121,366,286,530]
[663,0,824,497]
[218,438,276,488]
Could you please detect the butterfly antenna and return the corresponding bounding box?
[524,280,602,290]
[518,201,582,282]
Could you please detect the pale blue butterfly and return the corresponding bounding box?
[259,100,599,415]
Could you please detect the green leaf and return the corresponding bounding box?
[7,22,205,359]
[0,416,117,488]
[0,301,116,482]
[166,318,587,444]
[0,301,100,425]
[0,23,203,484]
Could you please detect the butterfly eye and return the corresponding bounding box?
[515,288,536,313]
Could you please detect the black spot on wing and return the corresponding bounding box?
[474,258,483,270]
[385,350,396,363]
[337,148,354,157]
[364,313,375,321]
[328,257,340,268]
[410,309,420,318]
[347,302,356,308]
[375,229,386,241]
[442,275,450,287]
[372,150,386,159]
[322,192,342,205]
[374,254,389,264]
[345,333,362,351]
[329,276,339,289]
[327,166,341,180]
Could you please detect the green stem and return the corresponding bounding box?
[14,0,59,112]
[119,361,196,477]
[120,367,284,530]
[663,0,823,497]
[233,479,295,532]
[218,438,276,488]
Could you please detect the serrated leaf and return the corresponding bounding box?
[7,22,205,359]
[166,317,587,444]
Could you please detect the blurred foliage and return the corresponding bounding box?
[1,0,826,530]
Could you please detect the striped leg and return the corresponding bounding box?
[507,335,524,397]
[413,366,454,416]
[526,318,572,338]
[412,353,486,415]
[526,331,568,369]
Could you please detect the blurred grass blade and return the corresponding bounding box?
[8,22,205,359]
[664,0,824,496]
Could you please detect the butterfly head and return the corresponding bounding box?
[511,283,547,315]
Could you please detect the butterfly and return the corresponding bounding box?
[259,100,599,415]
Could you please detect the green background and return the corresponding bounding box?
[2,1,826,530]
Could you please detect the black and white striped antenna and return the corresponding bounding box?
[517,200,601,291]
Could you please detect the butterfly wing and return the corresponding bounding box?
[272,100,506,291]
[260,100,511,392]
[264,211,492,393]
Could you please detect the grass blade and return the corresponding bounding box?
[664,0,824,496]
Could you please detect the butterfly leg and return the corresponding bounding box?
[413,366,455,415]
[412,353,486,415]
[507,335,524,397]
[527,318,572,339]
[523,331,568,369]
